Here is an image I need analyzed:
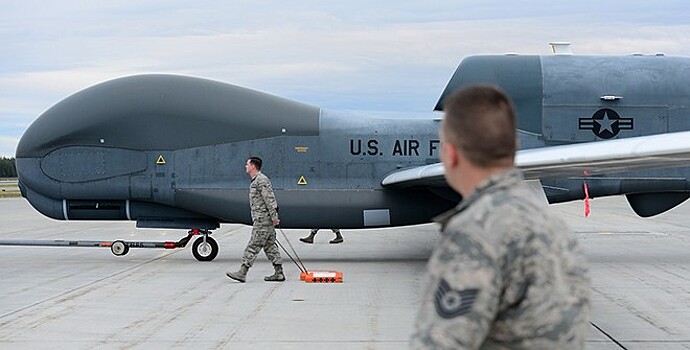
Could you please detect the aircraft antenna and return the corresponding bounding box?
[549,42,573,55]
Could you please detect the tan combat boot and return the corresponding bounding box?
[226,264,249,283]
[264,264,285,282]
[329,231,343,244]
[299,231,316,244]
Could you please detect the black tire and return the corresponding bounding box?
[111,240,129,256]
[192,236,218,261]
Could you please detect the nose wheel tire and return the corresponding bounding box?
[192,236,218,261]
[111,240,129,256]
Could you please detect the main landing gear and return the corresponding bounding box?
[0,228,220,262]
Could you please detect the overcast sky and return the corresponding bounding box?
[1,0,689,157]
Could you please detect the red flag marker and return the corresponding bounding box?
[583,182,591,217]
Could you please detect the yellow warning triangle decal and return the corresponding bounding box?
[297,176,307,185]
[156,155,166,165]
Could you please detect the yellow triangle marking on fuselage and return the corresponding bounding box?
[156,155,166,165]
[297,175,307,185]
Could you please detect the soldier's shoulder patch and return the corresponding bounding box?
[434,279,478,319]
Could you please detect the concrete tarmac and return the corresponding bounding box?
[1,196,690,349]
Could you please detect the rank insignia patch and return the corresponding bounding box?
[434,279,478,319]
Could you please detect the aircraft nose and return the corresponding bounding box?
[17,74,321,160]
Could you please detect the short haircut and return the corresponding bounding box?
[442,85,517,168]
[248,156,262,170]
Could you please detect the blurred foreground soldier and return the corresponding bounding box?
[300,228,343,244]
[411,86,590,349]
[226,157,285,283]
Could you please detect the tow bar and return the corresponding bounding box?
[0,229,219,261]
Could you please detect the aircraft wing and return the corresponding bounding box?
[382,131,690,188]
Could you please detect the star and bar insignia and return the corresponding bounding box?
[578,108,633,139]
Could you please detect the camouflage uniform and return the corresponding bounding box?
[411,169,590,349]
[241,172,282,267]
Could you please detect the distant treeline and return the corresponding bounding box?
[0,157,17,177]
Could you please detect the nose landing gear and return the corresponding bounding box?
[190,230,219,261]
[152,228,219,261]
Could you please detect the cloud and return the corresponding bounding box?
[0,135,19,158]
[1,1,690,156]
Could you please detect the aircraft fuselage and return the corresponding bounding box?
[16,53,690,231]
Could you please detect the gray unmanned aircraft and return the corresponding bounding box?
[11,49,690,261]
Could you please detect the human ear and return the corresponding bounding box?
[442,142,459,169]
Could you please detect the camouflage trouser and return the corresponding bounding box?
[241,219,282,268]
